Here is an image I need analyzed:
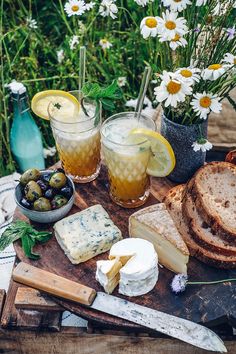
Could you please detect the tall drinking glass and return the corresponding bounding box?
[49,93,101,183]
[101,112,156,208]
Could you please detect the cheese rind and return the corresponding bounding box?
[109,238,159,296]
[54,204,122,264]
[96,258,122,294]
[129,204,189,275]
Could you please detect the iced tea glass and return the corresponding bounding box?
[101,112,156,208]
[49,95,101,183]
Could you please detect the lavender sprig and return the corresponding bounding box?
[171,274,236,295]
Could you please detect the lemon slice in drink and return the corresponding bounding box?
[129,128,176,177]
[31,90,80,121]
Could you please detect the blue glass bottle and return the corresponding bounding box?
[9,82,45,172]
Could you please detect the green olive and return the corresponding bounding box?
[24,181,42,202]
[49,172,67,189]
[20,168,41,185]
[33,197,52,211]
[51,195,68,209]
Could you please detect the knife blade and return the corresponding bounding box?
[92,292,227,353]
[13,262,227,353]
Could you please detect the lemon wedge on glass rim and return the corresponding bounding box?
[31,90,80,121]
[129,128,176,177]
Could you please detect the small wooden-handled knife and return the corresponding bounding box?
[13,262,227,353]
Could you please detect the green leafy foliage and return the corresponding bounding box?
[0,220,52,260]
[82,80,123,112]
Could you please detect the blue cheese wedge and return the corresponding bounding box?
[54,204,122,264]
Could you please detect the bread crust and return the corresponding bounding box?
[190,161,236,243]
[164,185,236,269]
[183,188,236,256]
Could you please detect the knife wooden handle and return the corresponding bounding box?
[13,262,96,306]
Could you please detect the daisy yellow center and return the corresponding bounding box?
[234,58,236,65]
[174,0,182,2]
[200,96,212,108]
[165,21,176,30]
[180,69,192,78]
[167,81,181,95]
[208,64,222,70]
[71,5,79,11]
[145,18,157,28]
[101,39,107,43]
[172,34,180,42]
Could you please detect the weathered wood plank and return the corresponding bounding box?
[1,278,61,331]
[0,328,235,354]
[0,290,6,320]
[15,287,62,311]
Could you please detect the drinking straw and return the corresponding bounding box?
[79,46,86,101]
[135,66,152,120]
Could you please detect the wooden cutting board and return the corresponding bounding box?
[13,166,236,330]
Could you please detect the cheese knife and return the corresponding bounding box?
[13,262,227,353]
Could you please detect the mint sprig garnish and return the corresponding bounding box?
[81,79,123,112]
[0,220,52,260]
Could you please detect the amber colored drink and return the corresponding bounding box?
[101,113,156,208]
[50,98,101,183]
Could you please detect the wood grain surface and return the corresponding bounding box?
[13,165,236,330]
[1,276,61,331]
[15,287,62,311]
[1,327,236,354]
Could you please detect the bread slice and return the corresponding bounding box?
[164,185,236,269]
[191,162,236,243]
[183,189,236,256]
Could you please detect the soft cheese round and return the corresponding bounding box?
[109,238,159,296]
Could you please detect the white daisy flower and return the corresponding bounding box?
[69,35,79,50]
[117,77,127,87]
[157,10,188,41]
[192,139,213,153]
[26,17,38,29]
[140,16,160,39]
[223,53,236,66]
[43,146,57,158]
[99,0,118,19]
[167,33,187,50]
[191,92,222,120]
[57,49,65,63]
[162,0,192,12]
[134,0,153,6]
[154,71,192,108]
[85,1,95,10]
[99,39,112,50]
[202,64,226,81]
[64,0,87,17]
[196,0,207,5]
[176,67,201,84]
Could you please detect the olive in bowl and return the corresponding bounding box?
[15,169,75,223]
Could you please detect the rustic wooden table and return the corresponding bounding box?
[1,153,236,354]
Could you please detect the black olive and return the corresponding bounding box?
[41,172,52,182]
[55,168,65,174]
[21,198,32,209]
[60,186,73,199]
[44,188,55,199]
[37,180,48,192]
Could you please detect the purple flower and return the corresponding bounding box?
[226,26,235,40]
[171,274,188,294]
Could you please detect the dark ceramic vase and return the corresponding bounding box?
[160,115,208,183]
